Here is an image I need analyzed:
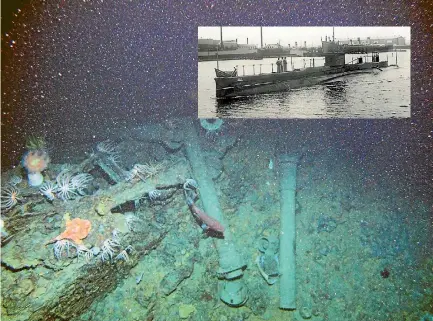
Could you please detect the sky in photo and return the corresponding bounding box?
[198,27,411,47]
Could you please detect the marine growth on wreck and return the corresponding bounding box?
[1,119,432,321]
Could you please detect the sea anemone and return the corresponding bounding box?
[101,238,120,262]
[76,244,94,263]
[125,162,164,182]
[96,140,119,155]
[125,213,139,231]
[22,150,50,187]
[115,250,130,262]
[1,185,22,210]
[39,181,57,201]
[183,178,198,191]
[54,172,93,201]
[148,189,162,201]
[25,135,47,151]
[8,175,23,186]
[53,239,73,259]
[55,172,76,201]
[70,173,93,195]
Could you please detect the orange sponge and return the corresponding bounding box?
[48,218,91,245]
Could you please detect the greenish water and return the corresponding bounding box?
[1,119,432,321]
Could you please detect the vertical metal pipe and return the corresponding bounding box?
[278,154,299,310]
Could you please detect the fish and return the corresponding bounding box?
[187,200,225,236]
[136,271,144,285]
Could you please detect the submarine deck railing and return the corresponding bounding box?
[226,51,393,77]
[232,57,326,76]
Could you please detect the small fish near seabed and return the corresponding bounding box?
[186,198,225,238]
[136,271,145,285]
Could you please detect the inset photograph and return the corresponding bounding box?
[198,26,411,119]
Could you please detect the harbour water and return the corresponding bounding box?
[198,51,411,119]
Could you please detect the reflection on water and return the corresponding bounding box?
[323,81,348,115]
[216,96,257,117]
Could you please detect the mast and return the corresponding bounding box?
[216,46,219,69]
[217,26,222,69]
[260,26,263,48]
[332,27,335,42]
[220,26,223,50]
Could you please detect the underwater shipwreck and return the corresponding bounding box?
[1,119,432,321]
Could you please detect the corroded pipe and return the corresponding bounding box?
[278,154,299,310]
[184,122,247,307]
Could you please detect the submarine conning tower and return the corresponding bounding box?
[322,40,345,67]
